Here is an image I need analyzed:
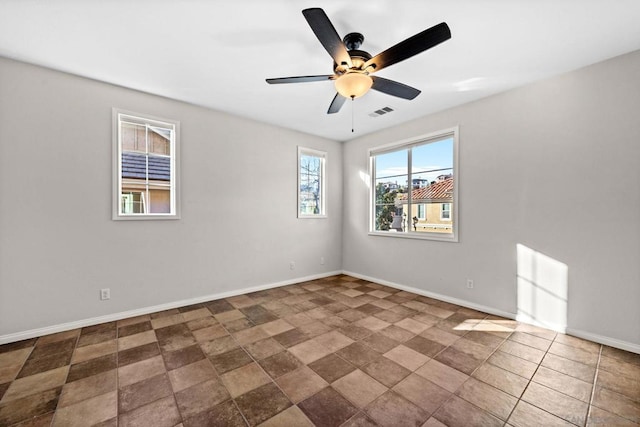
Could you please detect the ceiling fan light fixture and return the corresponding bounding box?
[335,71,373,99]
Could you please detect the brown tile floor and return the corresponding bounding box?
[0,275,638,426]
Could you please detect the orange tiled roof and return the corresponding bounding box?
[396,177,453,202]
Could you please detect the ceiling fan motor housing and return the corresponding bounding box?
[334,33,372,75]
[343,32,364,50]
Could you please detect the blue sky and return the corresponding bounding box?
[375,137,453,186]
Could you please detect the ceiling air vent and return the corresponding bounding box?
[368,107,394,118]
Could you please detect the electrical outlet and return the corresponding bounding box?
[320,257,325,265]
[100,288,111,300]
[289,261,295,270]
[466,279,474,289]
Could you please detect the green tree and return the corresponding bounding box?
[375,184,398,230]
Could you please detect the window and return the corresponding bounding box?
[441,203,451,221]
[121,192,145,214]
[370,127,458,241]
[298,147,326,218]
[113,109,180,219]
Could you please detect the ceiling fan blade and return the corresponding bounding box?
[266,75,334,84]
[363,22,451,73]
[371,76,421,100]
[327,93,346,114]
[302,8,353,69]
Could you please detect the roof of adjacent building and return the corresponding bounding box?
[397,177,453,202]
[122,152,170,181]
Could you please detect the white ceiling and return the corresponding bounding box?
[1,0,639,141]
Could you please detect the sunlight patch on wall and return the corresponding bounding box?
[359,170,370,189]
[516,244,568,333]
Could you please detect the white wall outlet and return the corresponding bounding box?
[100,288,111,300]
[320,257,325,265]
[466,279,474,289]
[289,261,295,270]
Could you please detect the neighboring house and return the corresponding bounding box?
[380,181,402,191]
[396,176,453,233]
[412,178,430,188]
[120,123,171,214]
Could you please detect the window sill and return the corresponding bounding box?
[298,215,327,219]
[368,231,458,242]
[113,214,181,221]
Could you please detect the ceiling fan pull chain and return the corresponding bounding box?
[351,96,355,133]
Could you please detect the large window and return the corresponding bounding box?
[113,109,180,220]
[370,127,458,241]
[298,147,326,218]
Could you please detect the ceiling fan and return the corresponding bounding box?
[266,8,451,114]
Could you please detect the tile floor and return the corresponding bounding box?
[0,275,638,426]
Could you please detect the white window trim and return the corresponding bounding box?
[368,126,459,242]
[297,146,327,219]
[112,108,181,220]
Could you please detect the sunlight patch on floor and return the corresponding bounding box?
[453,319,515,332]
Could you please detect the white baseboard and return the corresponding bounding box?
[566,328,640,354]
[343,270,516,320]
[515,314,567,334]
[0,271,341,345]
[344,270,640,355]
[3,269,639,355]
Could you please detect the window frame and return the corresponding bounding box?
[368,126,459,242]
[112,108,180,220]
[297,146,327,219]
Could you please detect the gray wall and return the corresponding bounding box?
[343,50,640,347]
[2,50,639,350]
[0,57,343,337]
